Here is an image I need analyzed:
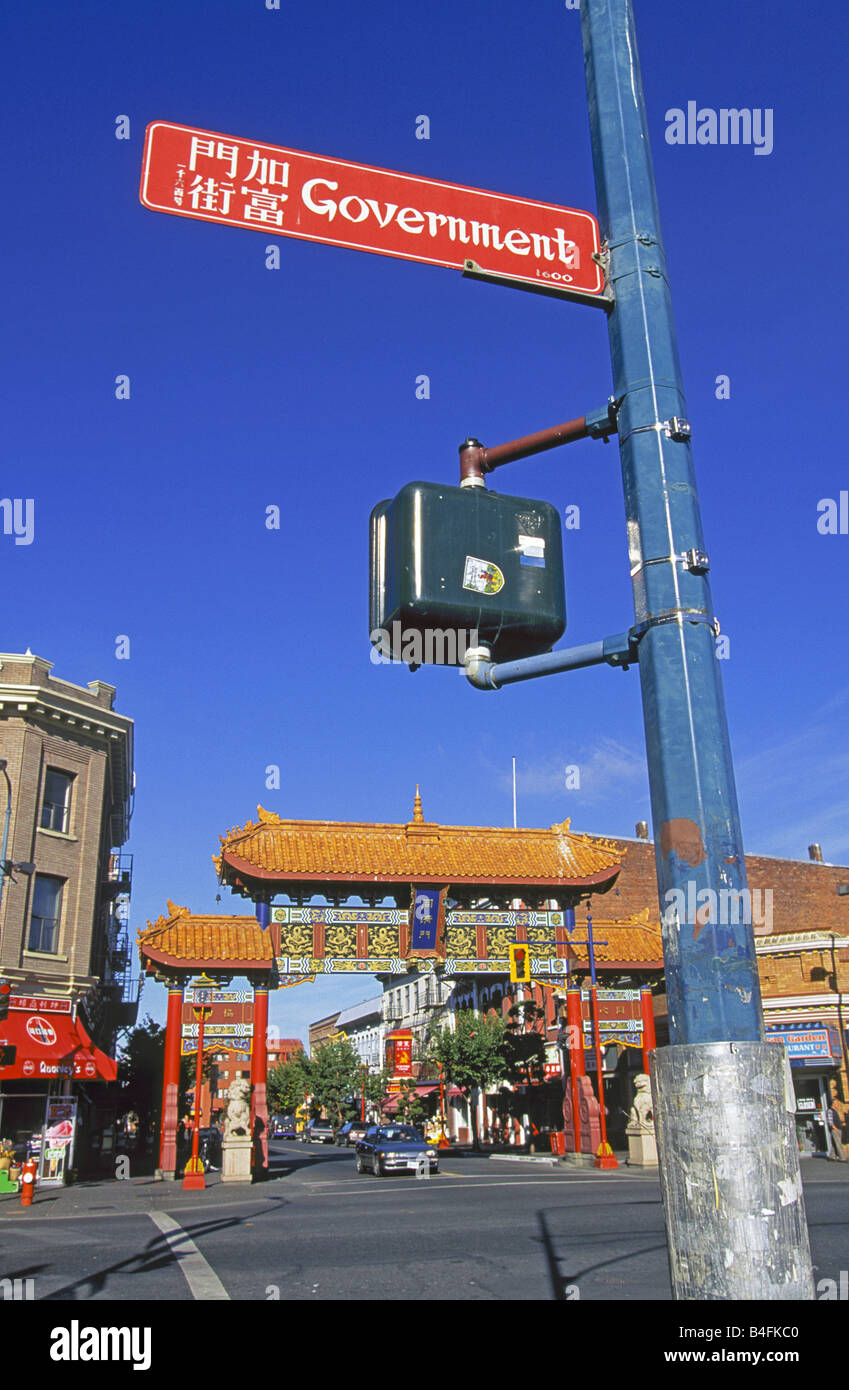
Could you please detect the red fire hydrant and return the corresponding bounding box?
[20,1158,37,1207]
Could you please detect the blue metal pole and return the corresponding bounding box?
[581,0,761,1046]
[580,0,812,1299]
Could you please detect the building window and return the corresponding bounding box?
[40,768,73,834]
[28,874,64,953]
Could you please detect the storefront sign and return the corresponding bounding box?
[385,1030,413,1077]
[40,1098,77,1185]
[766,1024,839,1067]
[10,995,72,1014]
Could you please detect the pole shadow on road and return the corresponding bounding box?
[536,1210,669,1301]
[41,1206,281,1300]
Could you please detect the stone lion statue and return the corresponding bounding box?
[627,1073,654,1132]
[223,1078,252,1139]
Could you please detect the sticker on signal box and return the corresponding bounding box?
[463,557,505,595]
[518,534,546,567]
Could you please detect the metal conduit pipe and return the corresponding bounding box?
[464,631,635,690]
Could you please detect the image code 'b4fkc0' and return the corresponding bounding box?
[370,480,566,666]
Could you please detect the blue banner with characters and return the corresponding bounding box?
[411,887,442,952]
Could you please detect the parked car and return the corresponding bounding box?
[335,1120,369,1148]
[301,1118,335,1144]
[355,1124,439,1176]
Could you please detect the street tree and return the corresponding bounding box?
[502,999,546,1087]
[117,1015,165,1153]
[267,1053,311,1119]
[426,1009,507,1149]
[393,1082,428,1129]
[117,1017,215,1153]
[308,1038,363,1128]
[359,1065,391,1123]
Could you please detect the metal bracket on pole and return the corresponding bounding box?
[461,258,615,311]
[459,399,618,485]
[464,629,637,691]
[617,416,691,446]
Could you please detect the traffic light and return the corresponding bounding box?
[0,979,11,1023]
[509,944,531,985]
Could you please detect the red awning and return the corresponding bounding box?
[0,1011,117,1082]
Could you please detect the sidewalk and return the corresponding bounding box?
[0,1167,289,1221]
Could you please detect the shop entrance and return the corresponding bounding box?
[792,1074,832,1157]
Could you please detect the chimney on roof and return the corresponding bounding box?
[636,821,650,841]
[809,843,824,864]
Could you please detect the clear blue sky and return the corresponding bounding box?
[3,1,847,1045]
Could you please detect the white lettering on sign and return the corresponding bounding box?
[140,123,604,299]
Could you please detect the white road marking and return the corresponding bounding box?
[149,1210,230,1300]
[301,1174,655,1194]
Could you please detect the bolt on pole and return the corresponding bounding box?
[581,0,813,1298]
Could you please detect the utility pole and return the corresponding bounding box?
[581,0,813,1298]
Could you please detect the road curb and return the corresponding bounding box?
[488,1154,560,1166]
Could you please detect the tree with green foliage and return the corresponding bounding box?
[393,1082,428,1129]
[308,1037,363,1128]
[502,999,546,1087]
[117,1016,165,1153]
[267,1052,311,1120]
[426,1009,507,1150]
[362,1065,391,1122]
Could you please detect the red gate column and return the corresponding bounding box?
[640,986,657,1074]
[564,987,585,1152]
[159,985,183,1176]
[251,985,269,1176]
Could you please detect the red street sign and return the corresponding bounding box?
[140,121,606,301]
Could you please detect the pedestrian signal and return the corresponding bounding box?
[509,944,531,985]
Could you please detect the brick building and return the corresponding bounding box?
[0,652,136,1181]
[581,829,849,1157]
[308,1011,341,1055]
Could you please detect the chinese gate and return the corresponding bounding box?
[138,793,663,1178]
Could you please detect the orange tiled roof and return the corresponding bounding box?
[216,805,622,891]
[137,900,273,972]
[564,910,663,969]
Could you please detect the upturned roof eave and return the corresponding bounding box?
[219,849,621,893]
[140,943,273,972]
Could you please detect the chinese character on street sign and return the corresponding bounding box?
[140,121,605,300]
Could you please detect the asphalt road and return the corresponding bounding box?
[2,1142,847,1306]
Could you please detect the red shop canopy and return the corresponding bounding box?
[0,1011,117,1082]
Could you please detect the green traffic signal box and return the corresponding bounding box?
[370,480,566,665]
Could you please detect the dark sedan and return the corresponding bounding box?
[335,1120,369,1148]
[355,1124,439,1176]
[301,1118,335,1144]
